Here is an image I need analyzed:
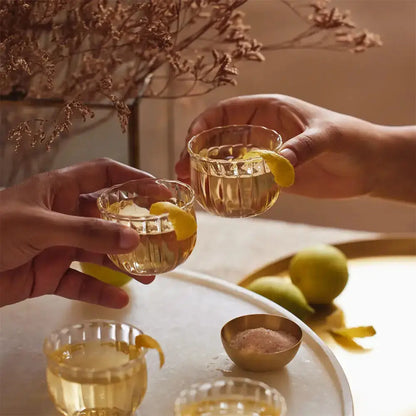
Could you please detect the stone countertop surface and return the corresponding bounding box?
[183,211,379,284]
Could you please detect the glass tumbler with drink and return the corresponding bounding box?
[44,320,151,416]
[97,178,197,276]
[187,125,294,218]
[174,377,286,416]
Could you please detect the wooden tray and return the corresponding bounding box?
[239,235,416,416]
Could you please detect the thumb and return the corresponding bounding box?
[279,128,330,167]
[41,212,139,254]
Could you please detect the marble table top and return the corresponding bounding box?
[182,211,378,284]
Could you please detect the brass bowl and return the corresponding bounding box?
[221,314,303,372]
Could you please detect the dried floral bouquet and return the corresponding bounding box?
[0,0,381,177]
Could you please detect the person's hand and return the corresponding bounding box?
[175,94,391,199]
[0,158,156,308]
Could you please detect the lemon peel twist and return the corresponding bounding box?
[150,201,196,241]
[135,334,165,369]
[243,149,295,187]
[329,326,376,339]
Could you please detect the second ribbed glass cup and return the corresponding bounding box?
[188,125,282,217]
[43,320,147,416]
[174,377,287,416]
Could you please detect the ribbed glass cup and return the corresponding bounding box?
[97,178,196,275]
[43,320,147,416]
[188,125,282,217]
[174,377,287,416]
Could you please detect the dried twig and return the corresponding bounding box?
[264,0,382,53]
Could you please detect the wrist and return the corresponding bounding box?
[370,124,416,203]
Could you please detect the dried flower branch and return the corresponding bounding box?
[0,0,381,151]
[1,0,263,148]
[264,0,382,53]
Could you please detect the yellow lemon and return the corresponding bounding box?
[135,334,165,368]
[79,262,131,287]
[247,276,314,321]
[289,244,349,304]
[243,149,295,187]
[149,201,196,241]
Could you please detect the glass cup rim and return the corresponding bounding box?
[43,319,147,375]
[97,178,195,221]
[174,376,287,414]
[187,124,283,164]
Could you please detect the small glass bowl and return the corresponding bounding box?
[97,178,197,275]
[174,377,287,416]
[43,319,147,416]
[188,124,282,218]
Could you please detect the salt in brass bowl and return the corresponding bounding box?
[221,314,303,372]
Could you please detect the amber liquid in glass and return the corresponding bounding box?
[178,397,282,416]
[107,201,197,275]
[46,341,147,416]
[191,144,279,217]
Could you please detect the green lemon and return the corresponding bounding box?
[289,244,349,304]
[247,276,314,320]
[80,262,132,287]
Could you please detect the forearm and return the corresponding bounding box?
[371,125,416,203]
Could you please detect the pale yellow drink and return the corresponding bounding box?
[44,320,151,416]
[106,200,196,275]
[188,125,283,218]
[97,179,197,275]
[46,341,147,416]
[174,378,286,416]
[190,144,279,217]
[177,397,282,416]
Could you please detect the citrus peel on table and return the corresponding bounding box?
[329,326,376,339]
